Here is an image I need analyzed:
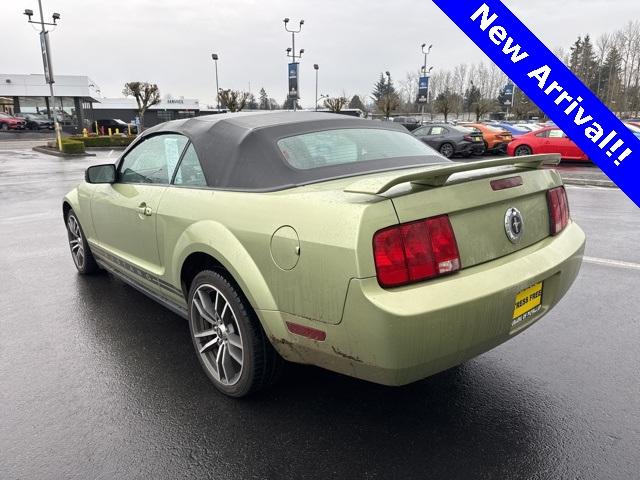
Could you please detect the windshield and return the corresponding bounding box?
[277,128,443,170]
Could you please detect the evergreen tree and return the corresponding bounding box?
[247,93,259,110]
[282,97,302,110]
[258,88,270,110]
[348,95,366,111]
[569,37,583,73]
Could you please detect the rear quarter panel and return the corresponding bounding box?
[157,182,398,326]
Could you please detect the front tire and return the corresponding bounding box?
[65,209,99,274]
[188,270,282,397]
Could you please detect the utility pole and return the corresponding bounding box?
[211,53,220,112]
[24,1,62,150]
[284,18,304,111]
[314,64,319,112]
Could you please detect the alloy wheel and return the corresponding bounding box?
[67,214,85,269]
[440,143,454,158]
[515,145,532,156]
[191,284,244,386]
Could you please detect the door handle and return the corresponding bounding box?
[137,202,152,216]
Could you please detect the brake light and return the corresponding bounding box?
[373,215,460,288]
[547,186,570,235]
[463,135,474,142]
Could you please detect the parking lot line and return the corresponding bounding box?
[583,256,640,270]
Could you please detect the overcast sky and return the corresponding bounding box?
[1,0,638,108]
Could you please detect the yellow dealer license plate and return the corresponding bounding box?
[512,282,543,328]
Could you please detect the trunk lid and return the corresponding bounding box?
[345,154,562,269]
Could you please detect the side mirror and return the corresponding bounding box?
[85,164,116,184]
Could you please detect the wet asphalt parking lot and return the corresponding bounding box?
[1,143,638,480]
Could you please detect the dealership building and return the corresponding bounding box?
[0,73,211,131]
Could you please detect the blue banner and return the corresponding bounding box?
[417,76,430,104]
[432,0,640,207]
[288,63,299,99]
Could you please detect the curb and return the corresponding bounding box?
[32,146,96,158]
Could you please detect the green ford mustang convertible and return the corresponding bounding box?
[63,112,585,397]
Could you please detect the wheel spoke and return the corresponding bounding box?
[194,328,217,338]
[227,333,242,349]
[199,336,219,354]
[216,343,225,380]
[221,344,232,381]
[228,344,242,364]
[193,296,216,325]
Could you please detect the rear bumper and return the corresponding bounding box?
[264,222,585,386]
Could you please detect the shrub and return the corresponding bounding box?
[69,135,136,148]
[60,139,86,154]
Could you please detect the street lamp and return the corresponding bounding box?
[23,1,62,150]
[420,43,433,125]
[211,53,220,112]
[314,64,319,112]
[284,18,304,111]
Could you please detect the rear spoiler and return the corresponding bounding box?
[344,154,560,195]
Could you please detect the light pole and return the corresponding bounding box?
[24,1,62,150]
[211,53,220,112]
[420,43,433,125]
[284,18,304,111]
[314,64,319,111]
[385,71,392,119]
[316,94,329,108]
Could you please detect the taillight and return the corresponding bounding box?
[463,135,474,142]
[373,215,460,288]
[547,186,570,235]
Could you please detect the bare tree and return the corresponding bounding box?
[324,96,349,112]
[122,82,161,130]
[218,89,250,112]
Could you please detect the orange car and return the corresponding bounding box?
[465,123,513,153]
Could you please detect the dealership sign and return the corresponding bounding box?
[432,0,640,207]
[288,63,299,99]
[417,75,430,104]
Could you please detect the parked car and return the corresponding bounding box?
[93,118,137,135]
[14,113,54,130]
[0,112,27,130]
[391,116,421,131]
[507,127,589,161]
[626,122,640,139]
[464,123,513,153]
[494,122,530,137]
[513,123,538,132]
[412,123,484,157]
[64,112,585,397]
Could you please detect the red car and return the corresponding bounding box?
[0,112,27,131]
[507,126,589,162]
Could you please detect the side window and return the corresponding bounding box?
[413,127,427,136]
[548,129,565,139]
[536,130,549,138]
[173,144,207,187]
[430,126,446,135]
[119,134,188,184]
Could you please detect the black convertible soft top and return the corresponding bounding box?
[140,111,443,191]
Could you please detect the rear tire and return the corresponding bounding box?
[439,142,455,158]
[514,145,532,156]
[65,209,99,274]
[188,270,283,398]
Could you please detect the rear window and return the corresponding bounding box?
[455,126,481,134]
[277,128,440,170]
